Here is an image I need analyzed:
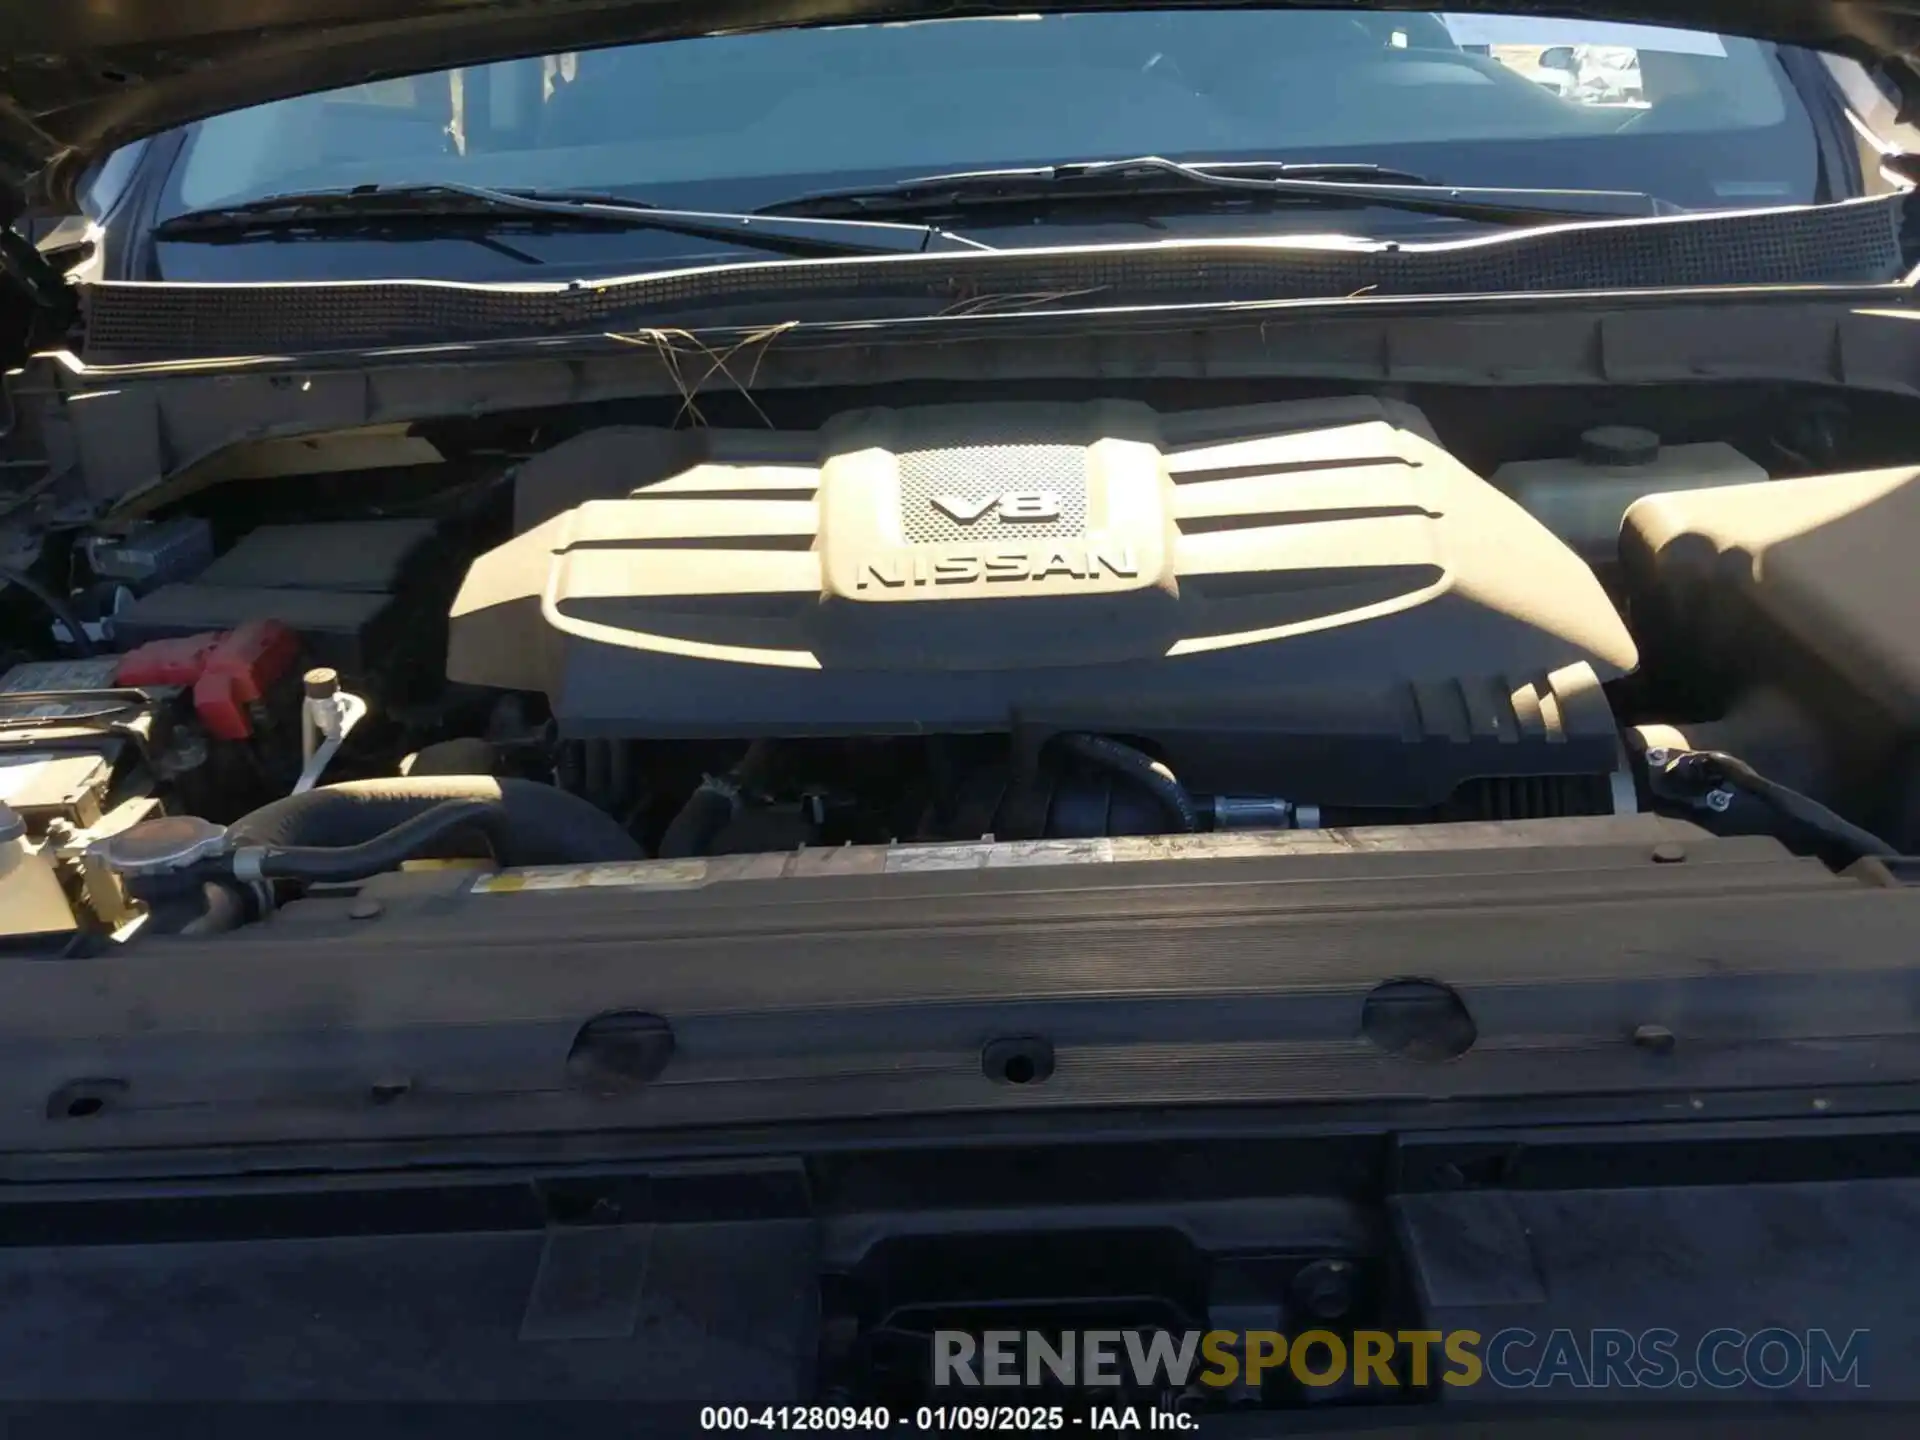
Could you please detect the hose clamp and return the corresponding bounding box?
[699,771,745,813]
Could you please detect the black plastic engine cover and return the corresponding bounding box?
[448,397,1636,806]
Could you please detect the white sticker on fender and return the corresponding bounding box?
[471,859,709,893]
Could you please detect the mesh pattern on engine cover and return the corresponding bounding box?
[897,443,1090,544]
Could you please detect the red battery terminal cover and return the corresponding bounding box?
[114,620,301,740]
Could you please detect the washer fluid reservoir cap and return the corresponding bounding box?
[1579,425,1662,468]
[93,815,230,876]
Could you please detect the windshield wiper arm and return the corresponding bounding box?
[759,156,1675,227]
[152,181,993,258]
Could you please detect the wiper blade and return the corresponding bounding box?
[759,156,1676,227]
[152,181,992,259]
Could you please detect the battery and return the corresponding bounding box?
[110,519,435,675]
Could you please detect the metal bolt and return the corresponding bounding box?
[1643,747,1671,769]
[1704,788,1735,814]
[1633,1023,1676,1054]
[1292,1259,1357,1321]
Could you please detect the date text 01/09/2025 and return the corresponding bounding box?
[698,1405,1195,1431]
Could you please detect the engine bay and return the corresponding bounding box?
[3,381,1916,947]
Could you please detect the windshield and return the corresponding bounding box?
[167,10,1820,221]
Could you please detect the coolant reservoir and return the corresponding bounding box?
[1491,426,1768,562]
[0,803,76,946]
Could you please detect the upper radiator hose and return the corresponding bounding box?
[656,740,778,858]
[228,776,644,870]
[1056,734,1200,833]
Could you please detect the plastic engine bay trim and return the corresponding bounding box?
[465,815,1654,895]
[0,816,1914,1155]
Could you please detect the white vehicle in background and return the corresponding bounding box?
[1569,43,1647,103]
[1492,43,1579,96]
[1489,41,1647,105]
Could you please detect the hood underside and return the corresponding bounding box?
[4,0,1920,213]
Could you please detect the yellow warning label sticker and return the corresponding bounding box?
[470,859,709,894]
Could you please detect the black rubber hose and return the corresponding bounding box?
[228,776,643,867]
[250,799,511,884]
[1658,749,1900,861]
[179,880,254,936]
[657,740,776,858]
[1056,733,1200,833]
[657,781,738,858]
[0,564,96,657]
